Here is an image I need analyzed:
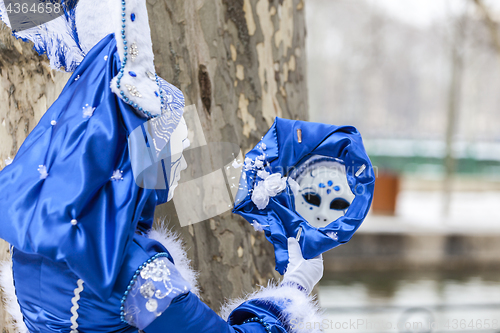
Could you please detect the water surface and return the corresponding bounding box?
[316,270,500,333]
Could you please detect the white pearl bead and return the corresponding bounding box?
[104,55,108,61]
[71,219,78,226]
[51,120,57,125]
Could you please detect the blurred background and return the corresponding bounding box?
[307,1,500,332]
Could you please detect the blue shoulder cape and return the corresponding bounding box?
[0,34,183,300]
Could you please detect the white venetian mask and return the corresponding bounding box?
[293,158,355,228]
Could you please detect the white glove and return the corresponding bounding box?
[282,237,324,294]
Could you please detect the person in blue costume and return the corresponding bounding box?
[0,1,324,333]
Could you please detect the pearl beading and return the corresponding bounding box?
[242,317,272,333]
[116,0,166,119]
[120,252,172,323]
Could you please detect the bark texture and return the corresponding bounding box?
[0,0,308,328]
[149,0,309,311]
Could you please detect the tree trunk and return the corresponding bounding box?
[442,14,465,218]
[0,0,309,327]
[149,0,309,311]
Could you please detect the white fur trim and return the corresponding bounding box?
[77,0,162,116]
[148,226,200,297]
[0,260,29,333]
[75,0,119,55]
[220,283,323,333]
[110,0,162,117]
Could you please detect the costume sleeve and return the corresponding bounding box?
[121,228,322,333]
[140,284,322,333]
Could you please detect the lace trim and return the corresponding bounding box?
[120,253,191,330]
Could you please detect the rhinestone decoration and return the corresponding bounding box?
[355,164,367,177]
[130,13,136,21]
[145,299,158,312]
[125,84,142,98]
[82,104,96,118]
[111,170,124,181]
[129,71,137,77]
[146,71,156,81]
[140,281,156,299]
[130,42,139,62]
[38,165,48,179]
[326,231,339,241]
[140,258,171,282]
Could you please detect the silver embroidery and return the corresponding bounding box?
[126,84,142,98]
[70,279,84,333]
[123,256,192,324]
[140,281,156,299]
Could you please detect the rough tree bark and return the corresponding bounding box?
[149,0,309,311]
[0,0,309,328]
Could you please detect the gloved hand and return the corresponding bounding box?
[282,237,324,294]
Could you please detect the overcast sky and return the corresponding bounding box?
[368,0,500,27]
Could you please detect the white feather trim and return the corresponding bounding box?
[220,282,323,333]
[147,226,200,297]
[0,260,29,333]
[0,1,84,72]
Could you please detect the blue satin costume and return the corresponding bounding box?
[0,33,304,333]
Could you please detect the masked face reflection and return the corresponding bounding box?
[294,159,355,228]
